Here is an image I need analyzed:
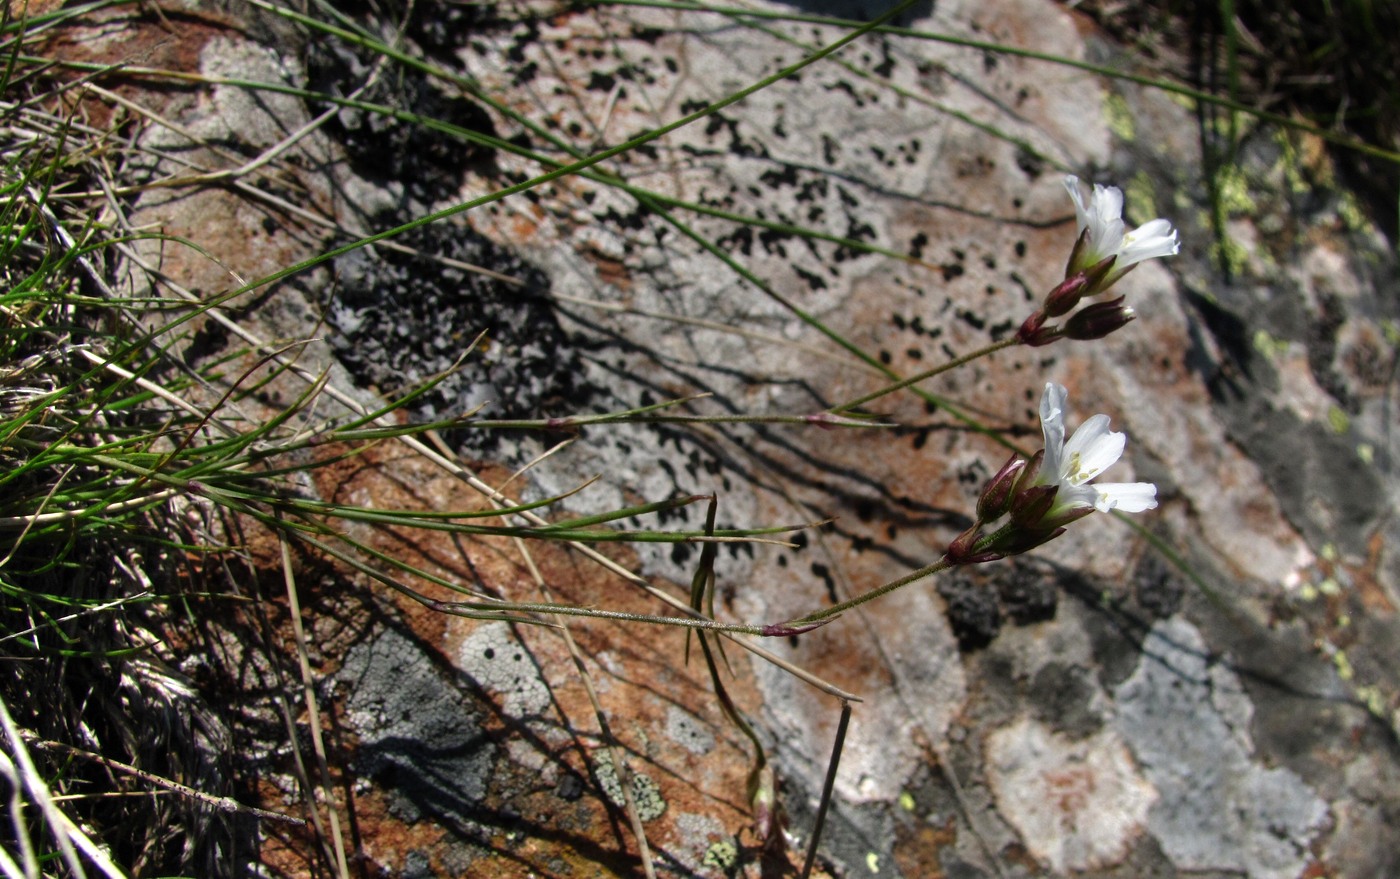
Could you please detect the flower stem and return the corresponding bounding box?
[787,556,953,624]
[828,337,1020,413]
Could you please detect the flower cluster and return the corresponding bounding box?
[945,383,1157,565]
[1017,176,1179,347]
[771,178,1172,632]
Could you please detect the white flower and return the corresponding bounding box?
[1064,175,1180,280]
[1038,382,1157,515]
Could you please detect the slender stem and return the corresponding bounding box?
[789,557,953,624]
[405,412,891,431]
[801,700,852,879]
[429,598,771,635]
[829,337,1020,413]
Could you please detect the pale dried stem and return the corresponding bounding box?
[279,529,352,878]
[490,477,659,879]
[20,733,304,825]
[0,692,126,879]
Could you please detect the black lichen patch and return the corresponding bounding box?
[1029,661,1102,740]
[1132,549,1184,619]
[304,13,500,205]
[938,572,1001,650]
[326,219,595,456]
[937,560,1059,650]
[996,560,1059,625]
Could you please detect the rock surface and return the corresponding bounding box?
[56,0,1400,876]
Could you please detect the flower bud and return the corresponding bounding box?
[1019,326,1063,347]
[990,526,1066,556]
[977,453,1026,521]
[749,764,779,842]
[1010,483,1058,529]
[1013,449,1044,497]
[1079,253,1119,298]
[1064,296,1135,341]
[945,524,982,564]
[950,548,1006,565]
[1015,312,1060,347]
[1042,272,1090,318]
[1064,226,1091,277]
[1036,503,1096,530]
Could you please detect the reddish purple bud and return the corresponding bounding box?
[945,524,983,565]
[994,526,1067,556]
[1037,503,1096,530]
[1015,312,1061,347]
[1064,296,1135,341]
[750,764,778,842]
[1064,226,1091,278]
[949,549,1007,565]
[977,453,1026,521]
[1010,483,1059,529]
[1013,449,1045,497]
[1080,253,1119,296]
[1042,272,1090,318]
[1021,329,1063,347]
[761,618,830,637]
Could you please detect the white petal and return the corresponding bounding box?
[1039,383,1067,476]
[1061,414,1126,484]
[1091,184,1124,225]
[1064,176,1088,231]
[1088,185,1125,248]
[1118,219,1180,266]
[1092,482,1158,513]
[1055,482,1101,513]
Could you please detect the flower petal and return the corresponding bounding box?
[1029,382,1157,525]
[1061,414,1126,484]
[1064,176,1088,231]
[1039,383,1067,477]
[1063,175,1179,286]
[1092,482,1158,513]
[1055,482,1100,513]
[1090,183,1123,228]
[1118,219,1180,266]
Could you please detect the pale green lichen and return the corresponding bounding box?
[1381,320,1400,347]
[1337,191,1368,232]
[1102,92,1135,141]
[1327,406,1351,434]
[1354,685,1386,718]
[1333,650,1354,682]
[1211,233,1251,276]
[1166,90,1196,111]
[1358,443,1375,465]
[593,750,667,822]
[702,839,738,870]
[1214,164,1256,214]
[1272,131,1313,195]
[1124,172,1160,226]
[1251,329,1290,362]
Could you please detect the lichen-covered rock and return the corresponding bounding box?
[58,0,1400,876]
